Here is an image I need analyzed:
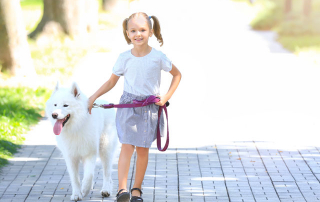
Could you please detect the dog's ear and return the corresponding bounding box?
[53,81,60,93]
[71,82,81,98]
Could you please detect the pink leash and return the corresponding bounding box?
[93,95,169,152]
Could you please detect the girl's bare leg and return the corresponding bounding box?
[132,146,149,196]
[118,144,135,192]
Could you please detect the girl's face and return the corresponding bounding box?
[126,16,153,47]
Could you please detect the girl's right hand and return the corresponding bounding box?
[88,96,95,115]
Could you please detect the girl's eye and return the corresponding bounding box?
[63,104,69,107]
[131,30,135,33]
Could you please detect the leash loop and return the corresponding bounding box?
[93,95,169,152]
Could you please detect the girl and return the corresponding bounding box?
[88,12,181,202]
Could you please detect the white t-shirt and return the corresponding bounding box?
[112,48,172,96]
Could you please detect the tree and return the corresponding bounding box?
[102,0,117,12]
[0,0,35,76]
[303,0,312,17]
[284,0,292,13]
[29,0,99,39]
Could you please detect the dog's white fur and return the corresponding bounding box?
[46,82,118,201]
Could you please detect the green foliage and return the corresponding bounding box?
[0,87,51,168]
[20,0,43,9]
[250,0,283,30]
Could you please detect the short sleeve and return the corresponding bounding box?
[160,52,172,72]
[112,54,125,76]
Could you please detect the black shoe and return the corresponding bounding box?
[115,189,130,202]
[130,188,143,202]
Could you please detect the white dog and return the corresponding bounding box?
[46,82,118,201]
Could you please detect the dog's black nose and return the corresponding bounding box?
[52,113,58,119]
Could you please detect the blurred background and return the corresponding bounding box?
[0,0,320,168]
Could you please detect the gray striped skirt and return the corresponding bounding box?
[115,91,164,148]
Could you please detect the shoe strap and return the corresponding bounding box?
[131,188,143,195]
[116,189,126,197]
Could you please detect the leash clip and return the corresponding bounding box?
[92,103,102,108]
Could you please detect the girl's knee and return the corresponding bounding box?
[121,144,135,154]
[136,147,149,157]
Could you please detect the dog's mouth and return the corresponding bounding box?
[53,114,70,135]
[62,114,70,127]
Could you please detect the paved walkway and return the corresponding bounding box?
[1,0,320,201]
[1,137,320,202]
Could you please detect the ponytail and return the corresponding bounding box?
[122,18,131,45]
[122,13,164,46]
[150,15,164,46]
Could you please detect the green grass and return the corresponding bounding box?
[0,87,51,168]
[28,38,90,76]
[278,35,320,52]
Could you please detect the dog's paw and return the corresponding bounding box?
[70,191,83,201]
[101,179,113,197]
[100,189,111,197]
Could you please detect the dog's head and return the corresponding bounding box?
[46,81,88,135]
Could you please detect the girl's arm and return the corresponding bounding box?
[88,73,120,114]
[156,64,182,106]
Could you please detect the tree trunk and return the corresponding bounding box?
[303,0,312,17]
[285,0,292,13]
[29,0,99,39]
[102,0,117,12]
[0,0,35,76]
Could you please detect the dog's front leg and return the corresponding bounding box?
[65,157,82,201]
[99,143,115,197]
[81,155,96,197]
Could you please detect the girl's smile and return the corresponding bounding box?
[134,37,143,42]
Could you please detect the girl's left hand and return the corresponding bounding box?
[155,95,169,106]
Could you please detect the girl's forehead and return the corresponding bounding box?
[128,16,149,29]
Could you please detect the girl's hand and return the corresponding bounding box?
[87,74,120,114]
[88,96,96,114]
[155,95,170,106]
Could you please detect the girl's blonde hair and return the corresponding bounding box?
[122,12,163,46]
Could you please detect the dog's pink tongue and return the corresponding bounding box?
[53,119,64,135]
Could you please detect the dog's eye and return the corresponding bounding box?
[63,104,69,107]
[54,104,57,107]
